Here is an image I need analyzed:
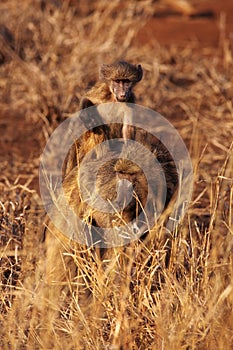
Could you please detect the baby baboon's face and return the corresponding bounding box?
[100,62,143,103]
[110,79,134,102]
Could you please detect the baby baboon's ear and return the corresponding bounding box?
[136,64,143,82]
[99,64,110,80]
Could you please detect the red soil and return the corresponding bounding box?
[136,0,233,47]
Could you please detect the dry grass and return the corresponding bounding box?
[0,1,233,349]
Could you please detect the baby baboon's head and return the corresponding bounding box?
[100,61,143,102]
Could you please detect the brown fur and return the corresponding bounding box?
[100,61,143,83]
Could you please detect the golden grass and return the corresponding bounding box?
[0,1,233,349]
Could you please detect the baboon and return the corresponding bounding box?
[81,60,143,141]
[63,61,143,179]
[40,127,179,338]
[43,139,178,303]
[62,141,178,233]
[80,61,143,109]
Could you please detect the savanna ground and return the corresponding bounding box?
[0,0,233,349]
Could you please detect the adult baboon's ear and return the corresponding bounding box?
[137,64,143,82]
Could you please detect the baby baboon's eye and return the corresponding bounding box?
[114,79,121,83]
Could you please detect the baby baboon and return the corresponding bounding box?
[80,61,143,146]
[80,60,143,109]
[63,61,143,179]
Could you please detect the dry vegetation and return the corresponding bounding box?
[0,0,233,349]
